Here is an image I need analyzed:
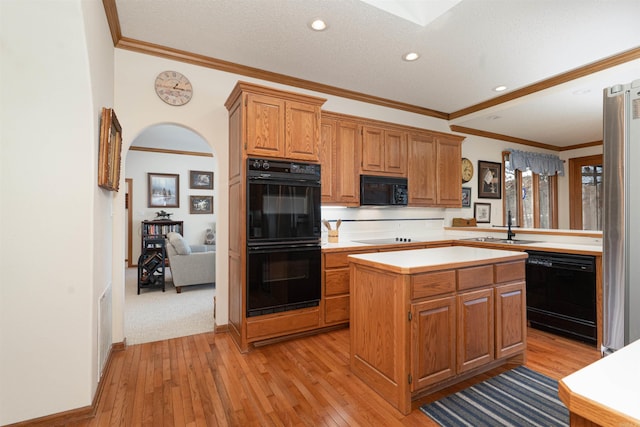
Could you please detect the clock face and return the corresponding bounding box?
[461,158,474,183]
[154,71,193,106]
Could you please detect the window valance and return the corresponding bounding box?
[509,149,564,176]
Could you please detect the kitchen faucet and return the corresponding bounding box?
[507,210,516,241]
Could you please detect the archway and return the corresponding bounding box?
[123,123,217,344]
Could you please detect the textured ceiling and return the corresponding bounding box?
[116,0,640,148]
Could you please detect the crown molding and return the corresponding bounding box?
[450,125,604,151]
[129,146,213,158]
[449,47,640,120]
[115,36,450,120]
[450,125,561,151]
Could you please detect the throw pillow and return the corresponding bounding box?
[167,232,191,255]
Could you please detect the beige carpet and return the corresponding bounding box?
[124,267,215,345]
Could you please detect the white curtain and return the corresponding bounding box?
[509,149,564,176]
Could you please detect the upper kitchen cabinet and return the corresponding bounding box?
[320,112,360,206]
[408,131,464,207]
[408,132,437,205]
[226,81,326,162]
[361,125,407,176]
[436,136,464,207]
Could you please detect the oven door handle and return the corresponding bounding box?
[247,243,320,253]
[248,175,320,186]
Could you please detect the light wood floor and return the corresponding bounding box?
[61,327,599,427]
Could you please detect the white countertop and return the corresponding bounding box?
[561,339,640,422]
[348,246,527,274]
[322,233,602,255]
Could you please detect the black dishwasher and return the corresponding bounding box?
[525,251,596,345]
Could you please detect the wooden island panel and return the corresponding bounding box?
[410,296,456,391]
[350,264,410,413]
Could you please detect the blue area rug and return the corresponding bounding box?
[420,366,568,427]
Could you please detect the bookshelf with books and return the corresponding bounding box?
[141,220,183,253]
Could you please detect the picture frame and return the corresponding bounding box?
[148,173,179,208]
[97,107,123,191]
[190,196,213,214]
[461,187,471,208]
[477,160,502,199]
[474,202,492,223]
[189,170,214,189]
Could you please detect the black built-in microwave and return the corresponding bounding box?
[360,175,408,206]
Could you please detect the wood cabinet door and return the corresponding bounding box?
[436,137,462,206]
[408,133,436,206]
[361,126,385,172]
[411,296,456,391]
[495,281,526,358]
[319,118,336,201]
[286,100,319,161]
[384,130,407,176]
[335,120,360,204]
[457,288,494,373]
[246,93,286,157]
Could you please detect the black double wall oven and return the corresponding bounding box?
[246,158,321,317]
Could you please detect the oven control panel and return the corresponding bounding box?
[248,158,320,176]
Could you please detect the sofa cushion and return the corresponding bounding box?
[167,232,191,255]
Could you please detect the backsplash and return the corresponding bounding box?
[320,206,446,241]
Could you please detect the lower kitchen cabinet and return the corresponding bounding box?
[322,243,446,326]
[322,249,371,325]
[457,288,494,373]
[411,296,456,390]
[495,281,527,358]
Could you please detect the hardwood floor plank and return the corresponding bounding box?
[174,335,197,425]
[77,326,600,426]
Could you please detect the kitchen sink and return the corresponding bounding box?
[461,237,539,245]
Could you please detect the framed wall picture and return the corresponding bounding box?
[461,187,471,208]
[189,170,213,189]
[477,160,502,199]
[148,173,179,208]
[190,196,213,214]
[474,202,491,223]
[97,107,123,191]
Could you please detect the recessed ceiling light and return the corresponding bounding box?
[310,19,327,31]
[493,85,507,92]
[403,52,420,61]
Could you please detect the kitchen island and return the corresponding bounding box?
[348,246,528,414]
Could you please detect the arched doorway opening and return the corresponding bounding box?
[123,123,217,344]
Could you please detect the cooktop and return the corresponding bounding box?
[351,237,420,245]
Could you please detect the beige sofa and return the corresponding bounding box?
[165,232,215,293]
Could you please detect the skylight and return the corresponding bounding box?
[359,0,462,27]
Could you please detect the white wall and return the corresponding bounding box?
[126,146,218,261]
[0,0,114,424]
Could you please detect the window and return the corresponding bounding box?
[503,151,558,228]
[569,155,603,230]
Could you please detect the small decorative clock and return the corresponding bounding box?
[461,157,474,183]
[154,71,193,106]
